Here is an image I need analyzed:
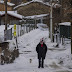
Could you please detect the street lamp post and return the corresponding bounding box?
[50,0,59,42]
[50,0,53,42]
[71,22,72,54]
[0,16,1,25]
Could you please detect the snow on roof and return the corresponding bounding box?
[25,14,49,19]
[14,1,51,9]
[14,1,61,9]
[0,1,15,6]
[59,22,71,26]
[0,11,22,19]
[0,11,5,15]
[7,2,15,6]
[7,11,22,19]
[0,11,48,19]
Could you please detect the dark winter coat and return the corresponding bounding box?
[36,43,47,59]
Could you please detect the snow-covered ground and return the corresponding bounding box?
[0,25,72,72]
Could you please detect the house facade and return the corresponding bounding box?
[0,1,15,11]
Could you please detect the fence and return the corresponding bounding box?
[4,24,36,41]
[16,24,36,37]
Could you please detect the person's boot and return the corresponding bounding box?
[38,60,41,68]
[38,66,40,68]
[41,59,44,68]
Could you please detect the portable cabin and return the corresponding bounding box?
[59,22,71,38]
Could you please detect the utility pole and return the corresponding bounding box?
[50,0,53,42]
[71,22,72,54]
[4,0,7,41]
[50,0,59,42]
[60,0,63,22]
[0,16,1,25]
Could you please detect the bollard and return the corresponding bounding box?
[56,34,57,43]
[30,59,32,63]
[53,34,54,42]
[64,36,65,45]
[62,35,64,45]
[60,37,61,43]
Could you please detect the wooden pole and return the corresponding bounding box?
[5,0,7,30]
[4,0,7,41]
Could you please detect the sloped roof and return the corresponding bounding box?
[14,1,61,9]
[59,22,71,26]
[0,11,22,19]
[0,11,48,19]
[25,13,49,19]
[14,1,51,9]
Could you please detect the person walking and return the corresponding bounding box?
[36,39,47,68]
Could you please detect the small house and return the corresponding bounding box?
[0,11,22,25]
[59,22,71,38]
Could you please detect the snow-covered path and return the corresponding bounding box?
[0,28,71,72]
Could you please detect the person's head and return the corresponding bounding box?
[40,39,44,44]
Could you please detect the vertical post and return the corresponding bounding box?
[41,17,43,23]
[62,35,64,45]
[60,0,63,22]
[17,25,19,37]
[56,34,57,43]
[5,0,7,30]
[34,16,37,29]
[16,37,18,48]
[4,0,7,41]
[50,0,53,42]
[64,36,65,45]
[71,22,72,54]
[53,34,54,42]
[26,26,28,33]
[0,15,1,25]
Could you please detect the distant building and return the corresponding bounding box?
[0,0,33,11]
[59,22,71,38]
[0,1,15,11]
[0,11,22,25]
